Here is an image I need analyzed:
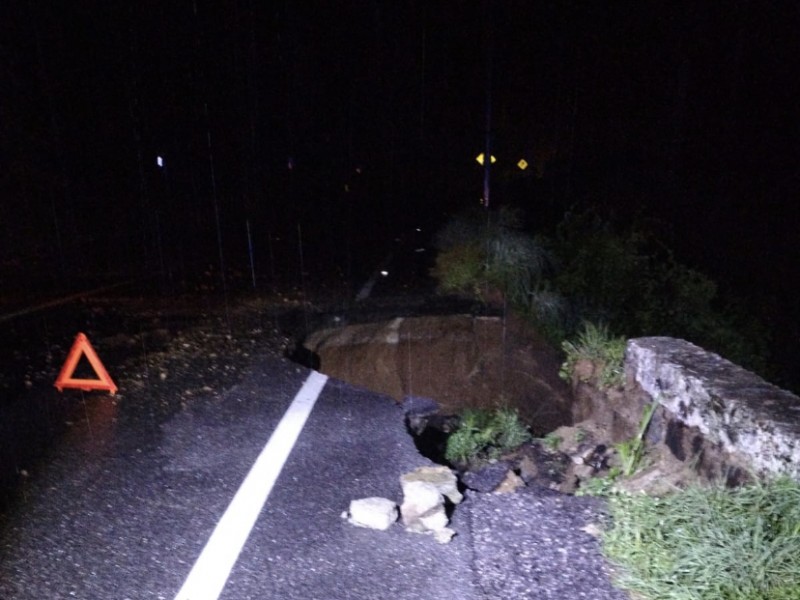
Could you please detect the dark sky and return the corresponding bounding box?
[1,1,798,302]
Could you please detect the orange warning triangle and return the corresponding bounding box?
[54,332,118,395]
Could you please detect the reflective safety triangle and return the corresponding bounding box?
[54,332,118,395]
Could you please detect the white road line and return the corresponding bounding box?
[174,370,329,600]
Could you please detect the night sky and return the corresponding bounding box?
[1,3,798,324]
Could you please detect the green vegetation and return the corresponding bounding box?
[429,242,485,298]
[576,402,658,496]
[431,206,792,599]
[431,207,553,311]
[430,205,774,383]
[551,209,772,377]
[575,401,656,497]
[445,407,531,465]
[603,478,800,600]
[615,400,657,477]
[574,427,587,443]
[575,468,621,497]
[559,321,626,389]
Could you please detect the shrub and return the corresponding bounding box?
[431,205,774,383]
[430,207,557,316]
[552,210,647,332]
[484,227,550,308]
[551,208,773,379]
[430,242,484,297]
[445,407,531,465]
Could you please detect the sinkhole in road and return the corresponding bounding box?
[285,303,576,467]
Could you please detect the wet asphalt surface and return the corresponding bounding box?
[0,244,631,599]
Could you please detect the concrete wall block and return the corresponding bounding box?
[628,336,800,480]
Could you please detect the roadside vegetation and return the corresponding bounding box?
[430,204,794,599]
[430,205,773,380]
[559,321,626,389]
[573,392,800,600]
[444,407,531,466]
[431,207,554,315]
[603,477,800,600]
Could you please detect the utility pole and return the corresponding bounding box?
[482,0,493,209]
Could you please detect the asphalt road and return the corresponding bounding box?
[0,339,629,600]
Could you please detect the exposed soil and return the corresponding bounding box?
[305,312,574,435]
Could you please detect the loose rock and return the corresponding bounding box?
[345,497,398,530]
[399,465,461,543]
[462,461,512,493]
[400,465,463,505]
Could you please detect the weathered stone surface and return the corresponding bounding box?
[304,314,573,434]
[628,337,800,481]
[346,497,398,530]
[400,480,447,532]
[399,466,459,543]
[400,465,462,505]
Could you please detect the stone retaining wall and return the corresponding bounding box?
[626,337,800,482]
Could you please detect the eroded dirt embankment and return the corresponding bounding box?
[303,312,574,437]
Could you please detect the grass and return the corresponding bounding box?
[576,402,656,497]
[603,477,800,600]
[615,400,657,477]
[445,407,531,465]
[576,468,621,497]
[560,321,626,389]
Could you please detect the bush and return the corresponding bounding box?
[551,208,772,378]
[430,205,774,382]
[445,407,531,465]
[551,210,648,332]
[431,207,557,314]
[430,242,484,297]
[484,227,550,308]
